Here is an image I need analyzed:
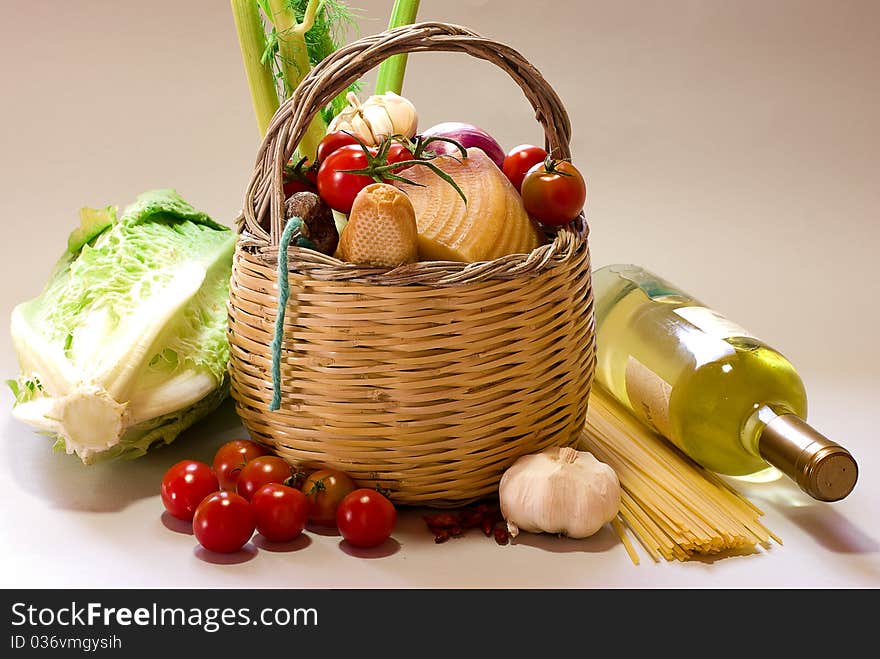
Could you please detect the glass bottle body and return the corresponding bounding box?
[592,264,807,476]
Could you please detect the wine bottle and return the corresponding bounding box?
[592,264,857,502]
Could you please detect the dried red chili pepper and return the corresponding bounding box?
[422,501,510,546]
[457,509,483,529]
[423,513,458,529]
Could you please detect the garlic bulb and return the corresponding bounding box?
[499,446,621,539]
[327,92,418,146]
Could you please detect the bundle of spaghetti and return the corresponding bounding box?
[581,386,782,564]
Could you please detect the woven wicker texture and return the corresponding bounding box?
[229,21,595,505]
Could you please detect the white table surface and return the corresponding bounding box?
[1,1,878,589]
[2,377,878,589]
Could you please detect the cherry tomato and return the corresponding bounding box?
[236,455,293,501]
[283,159,317,197]
[212,439,269,491]
[301,469,357,527]
[192,491,255,553]
[317,131,360,163]
[160,460,219,521]
[251,483,309,542]
[283,177,312,198]
[336,489,397,548]
[385,142,415,173]
[502,144,547,191]
[520,159,587,226]
[316,145,375,214]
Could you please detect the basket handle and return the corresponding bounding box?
[240,21,574,244]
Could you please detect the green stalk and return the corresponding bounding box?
[231,0,280,136]
[296,0,361,123]
[374,0,420,95]
[308,9,344,118]
[267,0,326,160]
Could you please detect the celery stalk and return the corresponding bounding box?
[374,0,420,95]
[267,0,326,160]
[231,0,280,136]
[293,0,361,124]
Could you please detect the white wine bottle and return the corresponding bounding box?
[592,264,857,502]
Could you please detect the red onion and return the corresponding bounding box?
[420,122,506,169]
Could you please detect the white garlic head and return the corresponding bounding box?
[499,446,621,539]
[327,92,418,146]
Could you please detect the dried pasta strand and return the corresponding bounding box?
[612,517,641,566]
[583,386,780,565]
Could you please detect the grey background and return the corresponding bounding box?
[0,1,877,587]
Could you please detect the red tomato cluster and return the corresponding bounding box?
[315,131,415,213]
[502,144,547,191]
[160,439,396,554]
[294,132,586,228]
[502,144,587,226]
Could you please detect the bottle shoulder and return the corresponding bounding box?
[674,340,808,417]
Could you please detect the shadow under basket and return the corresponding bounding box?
[227,22,596,507]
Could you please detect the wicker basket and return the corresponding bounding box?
[229,22,595,506]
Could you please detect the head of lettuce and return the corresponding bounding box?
[8,189,235,464]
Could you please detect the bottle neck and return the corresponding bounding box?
[757,413,858,502]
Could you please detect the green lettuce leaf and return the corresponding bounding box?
[9,189,235,464]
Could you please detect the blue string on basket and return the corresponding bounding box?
[269,216,300,411]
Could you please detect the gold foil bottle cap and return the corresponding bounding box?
[759,414,858,502]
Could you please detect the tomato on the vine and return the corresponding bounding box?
[212,439,269,491]
[160,460,219,521]
[502,144,547,191]
[251,483,309,542]
[316,136,418,213]
[316,145,376,214]
[236,455,293,501]
[316,131,360,163]
[283,158,317,197]
[336,489,397,548]
[385,143,415,173]
[192,491,255,553]
[283,178,312,198]
[301,469,357,527]
[520,159,586,226]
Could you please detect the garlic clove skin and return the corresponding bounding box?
[328,112,377,146]
[369,92,418,139]
[327,92,376,146]
[499,446,621,540]
[350,114,377,145]
[326,93,361,131]
[326,92,418,145]
[361,104,395,142]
